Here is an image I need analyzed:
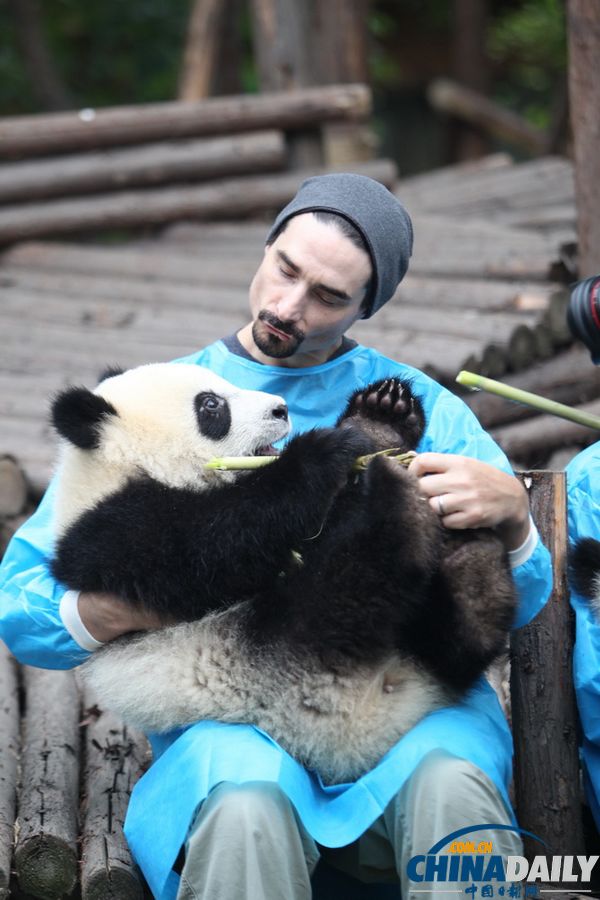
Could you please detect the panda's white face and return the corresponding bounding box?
[52,363,290,530]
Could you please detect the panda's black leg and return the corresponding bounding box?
[337,378,425,453]
[417,531,517,691]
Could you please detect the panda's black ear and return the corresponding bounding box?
[98,365,125,384]
[51,387,118,450]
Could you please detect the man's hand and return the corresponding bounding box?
[78,592,171,643]
[407,453,530,551]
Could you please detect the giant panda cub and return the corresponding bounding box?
[50,363,516,784]
[570,539,600,618]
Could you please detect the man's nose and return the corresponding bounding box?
[275,283,305,321]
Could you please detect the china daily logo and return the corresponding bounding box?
[406,825,598,896]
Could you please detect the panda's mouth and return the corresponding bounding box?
[254,443,280,456]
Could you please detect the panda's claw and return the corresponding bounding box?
[338,377,425,452]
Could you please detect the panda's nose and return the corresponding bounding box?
[272,404,288,421]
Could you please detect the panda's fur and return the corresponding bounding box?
[50,363,516,784]
[570,538,600,619]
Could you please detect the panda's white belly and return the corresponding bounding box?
[81,604,451,784]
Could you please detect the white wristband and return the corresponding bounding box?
[59,590,105,651]
[507,516,539,569]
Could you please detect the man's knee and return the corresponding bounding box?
[200,780,295,830]
[407,751,509,813]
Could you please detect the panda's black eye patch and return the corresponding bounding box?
[194,392,231,440]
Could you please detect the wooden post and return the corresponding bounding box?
[511,471,584,858]
[566,0,600,278]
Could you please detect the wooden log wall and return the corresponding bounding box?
[0,147,582,490]
[0,84,380,245]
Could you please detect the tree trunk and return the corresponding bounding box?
[211,0,245,96]
[10,0,71,111]
[451,0,490,160]
[178,0,230,101]
[249,0,371,167]
[566,0,600,278]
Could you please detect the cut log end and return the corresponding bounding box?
[14,835,78,899]
[82,864,146,900]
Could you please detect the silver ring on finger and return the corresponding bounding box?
[437,495,446,517]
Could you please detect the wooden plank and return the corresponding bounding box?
[511,471,584,858]
[14,668,80,899]
[409,214,559,280]
[0,84,371,158]
[0,131,286,203]
[0,645,19,899]
[0,287,246,336]
[399,156,574,217]
[1,257,255,298]
[0,159,397,243]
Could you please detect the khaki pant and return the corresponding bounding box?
[176,751,522,900]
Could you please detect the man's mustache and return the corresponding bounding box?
[258,310,305,342]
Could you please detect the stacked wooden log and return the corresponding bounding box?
[0,153,580,490]
[462,344,600,471]
[0,652,150,899]
[0,84,391,244]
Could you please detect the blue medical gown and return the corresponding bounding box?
[0,342,552,899]
[566,442,600,830]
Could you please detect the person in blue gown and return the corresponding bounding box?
[565,274,600,836]
[0,174,552,900]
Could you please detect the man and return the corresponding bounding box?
[0,174,551,900]
[565,274,600,835]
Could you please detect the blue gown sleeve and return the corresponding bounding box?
[424,389,552,630]
[0,481,91,669]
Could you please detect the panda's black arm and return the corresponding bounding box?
[52,427,369,621]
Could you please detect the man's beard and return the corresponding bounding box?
[252,310,305,359]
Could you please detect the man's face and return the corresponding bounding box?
[247,213,372,361]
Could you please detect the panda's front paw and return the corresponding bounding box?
[284,428,371,481]
[338,378,425,452]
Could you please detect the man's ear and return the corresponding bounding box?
[51,387,118,450]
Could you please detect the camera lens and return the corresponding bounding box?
[567,275,600,364]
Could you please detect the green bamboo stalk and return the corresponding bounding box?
[456,370,600,431]
[205,449,416,472]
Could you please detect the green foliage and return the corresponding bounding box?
[0,0,567,138]
[488,0,566,129]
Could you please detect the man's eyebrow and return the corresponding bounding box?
[277,249,351,301]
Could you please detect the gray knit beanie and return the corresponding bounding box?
[266,173,413,318]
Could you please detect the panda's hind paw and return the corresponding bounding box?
[339,378,425,451]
